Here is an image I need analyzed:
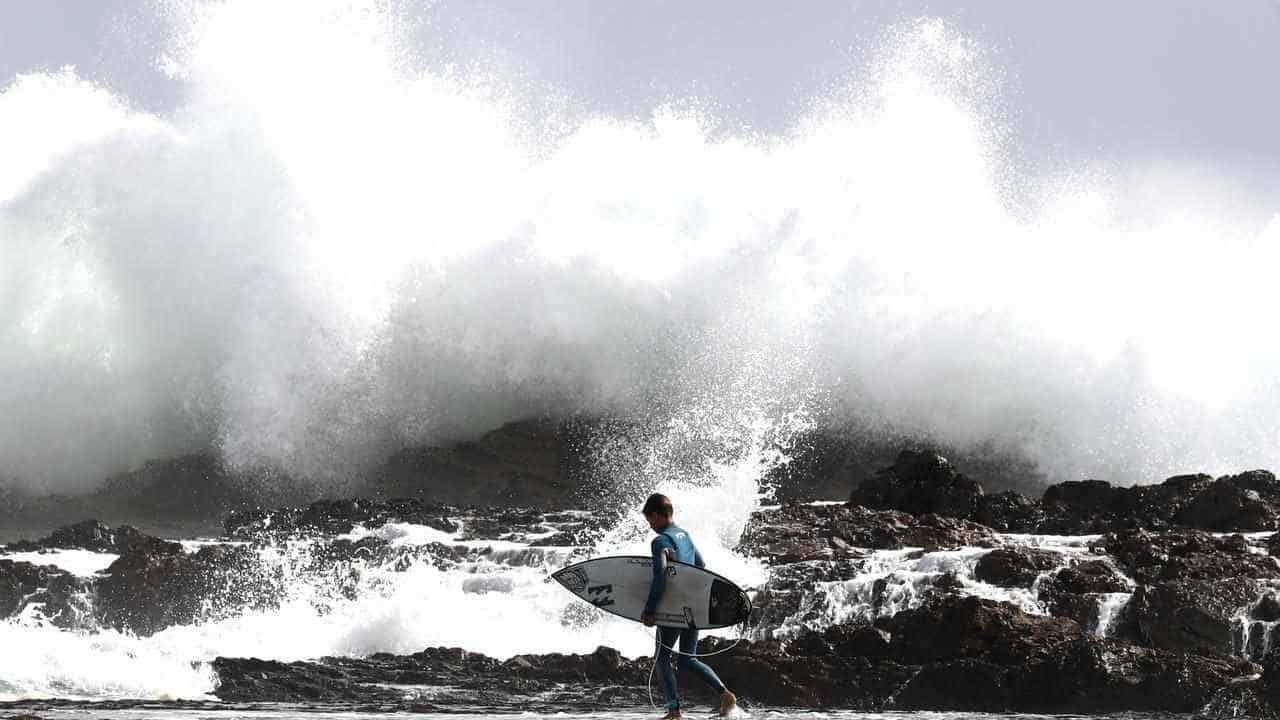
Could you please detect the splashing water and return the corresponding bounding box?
[0,3,1277,497]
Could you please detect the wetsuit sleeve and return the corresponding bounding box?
[693,544,705,569]
[644,535,672,615]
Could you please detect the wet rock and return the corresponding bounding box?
[3,520,179,556]
[695,638,917,709]
[1049,559,1132,595]
[1260,643,1280,708]
[96,543,283,636]
[225,498,458,538]
[456,507,549,541]
[1044,478,1137,514]
[973,547,1063,588]
[1129,578,1258,655]
[740,503,995,562]
[211,656,404,702]
[1037,559,1132,631]
[899,513,997,551]
[1008,638,1250,714]
[785,622,891,658]
[1096,528,1280,583]
[974,491,1043,531]
[0,559,89,626]
[892,658,1011,710]
[1175,470,1280,531]
[849,450,984,520]
[885,595,1084,665]
[1033,471,1280,534]
[748,560,862,634]
[894,636,1252,713]
[1200,678,1280,720]
[214,646,646,709]
[527,511,610,547]
[1253,592,1280,622]
[1035,474,1220,534]
[845,450,1280,535]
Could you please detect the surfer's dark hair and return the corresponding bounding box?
[642,493,674,517]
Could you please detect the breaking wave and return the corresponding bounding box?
[1,0,1278,497]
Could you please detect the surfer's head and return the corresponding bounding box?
[642,493,674,530]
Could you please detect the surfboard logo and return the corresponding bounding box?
[555,568,588,593]
[587,583,615,607]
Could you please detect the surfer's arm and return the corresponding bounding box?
[693,545,705,569]
[643,535,672,616]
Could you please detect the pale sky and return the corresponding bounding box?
[3,0,1280,169]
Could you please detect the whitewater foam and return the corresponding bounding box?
[0,549,119,576]
[1,2,1278,496]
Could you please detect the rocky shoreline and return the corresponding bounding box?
[6,450,1280,715]
[0,420,1042,540]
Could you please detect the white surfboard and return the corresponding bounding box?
[552,555,751,629]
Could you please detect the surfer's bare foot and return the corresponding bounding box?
[660,709,683,720]
[719,689,737,716]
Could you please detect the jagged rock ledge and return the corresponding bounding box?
[9,448,1280,715]
[208,595,1267,714]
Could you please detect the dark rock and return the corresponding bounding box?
[895,635,1252,713]
[96,543,283,636]
[1175,470,1280,531]
[1129,579,1258,655]
[1043,479,1136,516]
[739,503,995,563]
[1037,559,1132,632]
[1096,528,1280,584]
[893,658,1011,710]
[3,520,180,556]
[363,419,593,509]
[1200,679,1280,720]
[1033,471,1280,534]
[849,450,984,520]
[885,595,1084,665]
[1037,480,1145,534]
[1253,592,1280,622]
[1007,638,1251,714]
[973,547,1063,588]
[749,560,863,634]
[0,559,90,626]
[225,498,458,538]
[1048,559,1132,595]
[974,491,1043,531]
[700,639,917,709]
[900,513,997,551]
[785,622,891,658]
[1262,644,1280,707]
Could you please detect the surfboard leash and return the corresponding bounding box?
[645,618,756,710]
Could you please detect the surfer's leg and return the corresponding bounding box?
[677,629,726,691]
[677,629,736,714]
[655,627,682,712]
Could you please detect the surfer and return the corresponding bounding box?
[640,493,738,718]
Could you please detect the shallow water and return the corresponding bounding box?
[0,705,1191,720]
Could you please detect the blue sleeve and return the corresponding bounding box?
[644,535,672,615]
[693,544,705,568]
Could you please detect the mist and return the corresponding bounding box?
[1,2,1277,494]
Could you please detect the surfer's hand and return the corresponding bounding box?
[642,612,656,627]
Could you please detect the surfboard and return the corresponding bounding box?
[552,555,751,629]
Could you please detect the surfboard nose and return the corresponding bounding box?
[708,578,751,626]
